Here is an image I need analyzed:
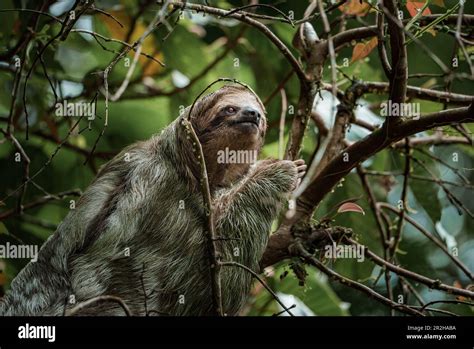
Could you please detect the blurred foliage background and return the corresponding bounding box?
[0,0,473,316]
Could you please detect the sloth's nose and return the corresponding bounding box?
[242,107,261,123]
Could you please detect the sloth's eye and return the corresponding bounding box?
[225,106,237,115]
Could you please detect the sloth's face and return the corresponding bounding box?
[193,87,266,153]
[194,88,266,140]
[209,93,266,136]
[190,86,267,186]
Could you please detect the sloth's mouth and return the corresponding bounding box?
[232,116,260,128]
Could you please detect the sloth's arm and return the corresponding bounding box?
[214,160,305,241]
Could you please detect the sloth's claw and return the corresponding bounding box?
[293,159,306,179]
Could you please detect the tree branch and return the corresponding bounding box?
[263,106,473,266]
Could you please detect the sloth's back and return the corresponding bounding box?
[0,125,214,316]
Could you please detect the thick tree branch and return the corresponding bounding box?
[296,106,473,221]
[382,0,407,106]
[261,225,351,269]
[263,106,473,267]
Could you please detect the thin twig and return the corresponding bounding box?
[162,1,306,82]
[294,241,423,316]
[66,295,132,316]
[278,89,287,160]
[221,261,294,316]
[346,237,474,298]
[377,203,474,280]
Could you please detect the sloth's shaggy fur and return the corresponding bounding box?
[0,86,299,316]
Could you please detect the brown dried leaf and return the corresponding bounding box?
[351,37,378,63]
[339,0,370,16]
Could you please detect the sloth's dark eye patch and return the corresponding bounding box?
[208,106,241,129]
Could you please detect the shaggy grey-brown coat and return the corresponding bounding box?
[0,86,302,316]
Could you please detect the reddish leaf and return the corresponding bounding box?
[406,1,432,17]
[339,0,370,16]
[351,37,378,63]
[337,202,365,215]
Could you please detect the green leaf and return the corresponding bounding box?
[162,25,210,77]
[410,179,441,222]
[0,222,8,234]
[409,153,443,223]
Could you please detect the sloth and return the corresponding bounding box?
[0,85,306,316]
